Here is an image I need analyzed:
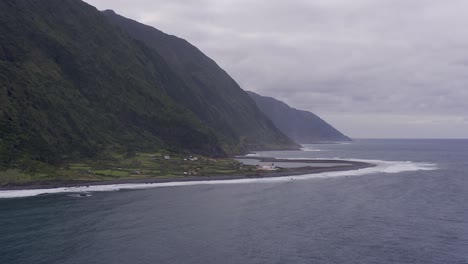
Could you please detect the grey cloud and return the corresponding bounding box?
[85,0,468,138]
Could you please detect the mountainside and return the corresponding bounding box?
[247,92,351,143]
[102,10,298,153]
[0,0,228,168]
[0,0,297,169]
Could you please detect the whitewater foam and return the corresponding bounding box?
[300,147,321,152]
[0,158,437,199]
[245,153,260,157]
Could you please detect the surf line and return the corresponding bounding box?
[0,159,437,199]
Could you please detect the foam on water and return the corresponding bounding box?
[300,147,321,152]
[0,158,437,199]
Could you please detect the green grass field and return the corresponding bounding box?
[0,152,259,186]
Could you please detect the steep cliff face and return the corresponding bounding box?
[0,0,298,169]
[0,0,223,167]
[247,92,351,143]
[103,10,299,153]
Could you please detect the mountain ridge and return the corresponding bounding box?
[102,10,299,154]
[247,91,351,143]
[0,0,297,170]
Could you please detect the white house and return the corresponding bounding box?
[258,163,277,171]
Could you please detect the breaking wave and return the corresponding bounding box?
[0,159,437,199]
[300,147,321,152]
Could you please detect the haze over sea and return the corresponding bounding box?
[1,139,468,264]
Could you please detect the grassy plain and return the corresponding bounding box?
[0,152,259,187]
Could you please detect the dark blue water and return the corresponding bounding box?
[1,139,468,264]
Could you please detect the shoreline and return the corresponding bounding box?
[0,159,375,191]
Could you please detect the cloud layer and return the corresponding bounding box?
[86,0,468,138]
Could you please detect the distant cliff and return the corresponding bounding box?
[247,92,351,143]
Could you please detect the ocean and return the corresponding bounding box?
[1,139,467,263]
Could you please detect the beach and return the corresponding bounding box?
[0,158,374,191]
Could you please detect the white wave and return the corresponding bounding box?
[284,157,437,173]
[0,159,437,199]
[348,159,437,174]
[245,153,260,157]
[300,147,321,152]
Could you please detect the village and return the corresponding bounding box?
[1,151,284,187]
[52,151,281,184]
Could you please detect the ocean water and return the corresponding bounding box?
[1,139,467,264]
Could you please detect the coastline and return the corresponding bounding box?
[0,159,375,191]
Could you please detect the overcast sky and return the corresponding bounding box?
[86,0,468,138]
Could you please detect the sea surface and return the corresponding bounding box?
[1,139,468,264]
